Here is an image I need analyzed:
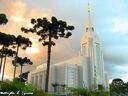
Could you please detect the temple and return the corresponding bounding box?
[28,0,109,92]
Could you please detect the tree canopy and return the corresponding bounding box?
[21,16,74,46]
[0,13,8,25]
[21,16,75,92]
[0,32,16,47]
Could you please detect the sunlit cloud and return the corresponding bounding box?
[26,37,40,54]
[26,47,40,54]
[0,0,53,79]
[11,16,25,22]
[27,23,33,28]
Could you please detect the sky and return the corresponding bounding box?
[0,0,128,82]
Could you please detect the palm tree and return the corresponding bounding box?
[52,83,59,93]
[60,84,66,93]
[0,48,16,81]
[21,16,74,92]
[12,35,32,80]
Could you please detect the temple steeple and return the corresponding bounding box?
[81,0,106,90]
[88,0,90,13]
[86,0,94,32]
[81,0,99,55]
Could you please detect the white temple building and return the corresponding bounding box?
[28,1,109,92]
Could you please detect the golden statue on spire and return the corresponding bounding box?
[88,0,90,12]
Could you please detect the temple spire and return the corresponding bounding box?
[86,0,93,32]
[88,0,90,13]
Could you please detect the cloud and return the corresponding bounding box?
[114,66,128,73]
[0,0,53,79]
[109,74,128,83]
[1,0,127,82]
[104,52,128,65]
[121,74,128,82]
[112,18,128,34]
[0,0,77,80]
[104,51,128,82]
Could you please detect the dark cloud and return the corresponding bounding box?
[104,52,128,65]
[104,52,128,81]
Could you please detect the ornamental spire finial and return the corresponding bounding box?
[86,0,91,30]
[88,0,90,12]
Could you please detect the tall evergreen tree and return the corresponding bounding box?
[12,35,32,80]
[0,48,16,81]
[0,13,8,75]
[21,16,74,92]
[12,56,32,77]
[0,33,15,75]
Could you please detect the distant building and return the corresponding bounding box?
[28,0,109,92]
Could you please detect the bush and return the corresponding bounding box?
[66,87,110,96]
[0,80,53,96]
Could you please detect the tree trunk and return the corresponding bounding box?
[0,46,4,74]
[0,54,3,74]
[54,87,57,93]
[20,65,23,76]
[2,55,6,81]
[20,65,23,82]
[13,45,19,80]
[45,32,52,92]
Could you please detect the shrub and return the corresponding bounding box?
[0,80,53,96]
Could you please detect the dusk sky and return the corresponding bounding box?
[0,0,128,82]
